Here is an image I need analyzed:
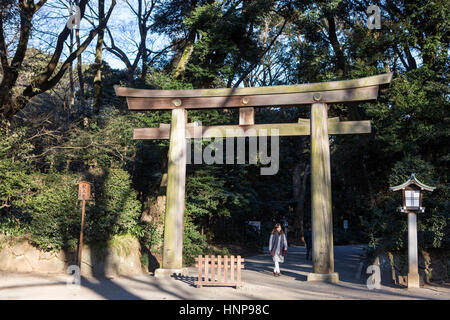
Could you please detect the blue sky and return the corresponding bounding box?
[28,0,170,71]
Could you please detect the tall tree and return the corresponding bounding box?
[0,0,116,118]
[93,0,105,115]
[74,0,86,114]
[104,0,156,83]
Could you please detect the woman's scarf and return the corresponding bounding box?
[270,232,286,257]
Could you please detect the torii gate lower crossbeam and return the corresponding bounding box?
[115,73,393,281]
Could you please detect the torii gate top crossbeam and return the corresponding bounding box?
[115,73,393,110]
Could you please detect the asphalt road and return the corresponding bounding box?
[0,245,449,300]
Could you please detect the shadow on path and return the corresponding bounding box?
[120,274,191,299]
[171,274,197,287]
[328,280,437,300]
[80,276,142,300]
[0,281,67,291]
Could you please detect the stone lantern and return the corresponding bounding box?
[389,173,435,289]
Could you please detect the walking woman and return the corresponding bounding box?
[269,223,288,276]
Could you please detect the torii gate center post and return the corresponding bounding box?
[115,73,393,281]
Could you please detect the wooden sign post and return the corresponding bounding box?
[115,73,393,280]
[77,181,91,269]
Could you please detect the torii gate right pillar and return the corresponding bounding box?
[308,102,339,283]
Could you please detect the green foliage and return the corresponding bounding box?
[49,109,142,170]
[180,0,275,87]
[183,214,208,266]
[183,214,230,266]
[85,168,141,242]
[362,156,448,254]
[15,173,80,251]
[137,220,162,253]
[0,122,33,238]
[106,234,138,257]
[0,123,33,211]
[145,69,194,90]
[0,214,29,238]
[2,166,142,251]
[185,166,257,242]
[388,156,437,187]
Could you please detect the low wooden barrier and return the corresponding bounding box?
[194,255,244,288]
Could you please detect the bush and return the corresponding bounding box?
[8,168,142,252]
[182,214,230,266]
[15,173,80,251]
[84,168,142,243]
[0,122,33,216]
[183,215,208,266]
[136,220,162,253]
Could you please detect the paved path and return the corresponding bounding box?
[0,245,449,300]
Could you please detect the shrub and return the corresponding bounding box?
[183,214,230,266]
[9,168,142,251]
[183,215,208,266]
[15,173,80,251]
[0,121,33,217]
[137,220,162,253]
[85,168,142,242]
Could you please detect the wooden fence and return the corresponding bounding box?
[194,255,244,288]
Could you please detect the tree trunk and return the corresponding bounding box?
[68,26,74,126]
[293,162,310,241]
[141,46,148,79]
[0,0,35,117]
[325,14,347,77]
[93,0,105,115]
[75,25,86,114]
[173,32,195,79]
[1,0,116,119]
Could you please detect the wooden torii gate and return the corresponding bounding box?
[115,73,393,281]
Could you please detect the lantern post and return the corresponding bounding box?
[390,174,435,289]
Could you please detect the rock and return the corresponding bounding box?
[0,247,14,270]
[364,249,449,287]
[100,250,120,278]
[37,257,66,274]
[418,269,426,286]
[87,235,144,278]
[397,275,408,286]
[419,250,430,269]
[39,251,58,260]
[10,242,29,256]
[430,260,446,282]
[0,235,145,277]
[23,246,40,271]
[11,255,33,273]
[80,261,94,277]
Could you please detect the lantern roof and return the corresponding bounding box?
[389,173,436,192]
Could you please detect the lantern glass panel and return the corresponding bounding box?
[405,190,420,208]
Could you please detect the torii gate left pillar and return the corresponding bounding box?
[158,108,188,276]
